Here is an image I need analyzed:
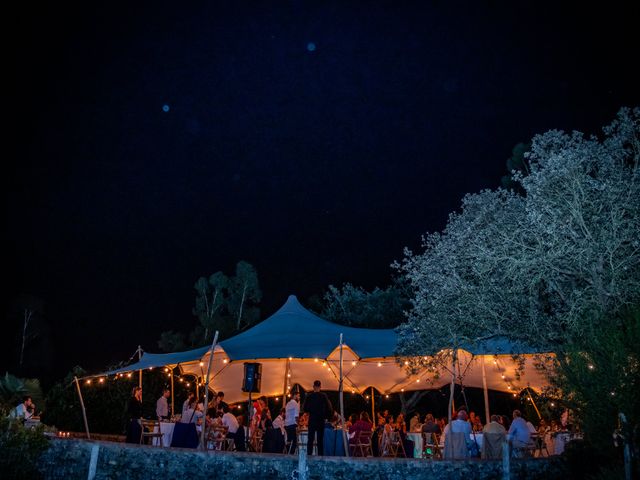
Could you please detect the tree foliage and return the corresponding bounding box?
[321,283,409,329]
[395,107,640,471]
[159,260,262,351]
[396,107,640,355]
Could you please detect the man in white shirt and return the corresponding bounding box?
[11,396,34,420]
[284,391,300,454]
[221,405,239,434]
[156,389,170,420]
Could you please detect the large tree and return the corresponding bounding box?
[396,107,640,354]
[395,107,640,462]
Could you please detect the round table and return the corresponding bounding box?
[152,422,175,447]
[407,432,423,458]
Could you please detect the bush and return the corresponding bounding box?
[0,417,50,479]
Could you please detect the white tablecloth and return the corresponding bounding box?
[407,433,423,458]
[152,422,175,447]
[298,430,318,455]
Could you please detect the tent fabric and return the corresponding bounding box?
[101,345,217,376]
[87,295,552,403]
[219,295,396,359]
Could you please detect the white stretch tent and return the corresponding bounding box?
[98,295,551,403]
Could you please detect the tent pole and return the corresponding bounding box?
[448,349,457,424]
[481,356,490,424]
[339,334,349,456]
[137,345,142,400]
[371,386,375,426]
[170,367,175,418]
[200,330,219,449]
[282,358,290,409]
[527,387,542,420]
[74,376,91,440]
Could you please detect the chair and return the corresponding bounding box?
[422,432,442,459]
[443,431,469,459]
[390,431,407,458]
[531,433,550,457]
[482,432,505,459]
[208,425,230,451]
[139,419,163,447]
[350,430,373,457]
[249,428,264,452]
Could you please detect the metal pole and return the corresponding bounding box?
[74,376,91,440]
[448,349,457,424]
[339,334,349,456]
[170,367,175,417]
[282,358,290,409]
[371,386,375,425]
[526,387,542,420]
[200,330,219,449]
[137,345,142,401]
[481,356,490,424]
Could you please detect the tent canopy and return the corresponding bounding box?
[92,295,552,403]
[220,295,396,359]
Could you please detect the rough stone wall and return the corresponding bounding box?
[37,439,567,480]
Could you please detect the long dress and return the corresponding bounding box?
[125,397,143,443]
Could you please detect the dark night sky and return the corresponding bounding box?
[5,1,639,380]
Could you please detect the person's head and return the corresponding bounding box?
[491,414,501,423]
[457,405,468,412]
[457,410,468,422]
[349,414,357,423]
[258,396,267,408]
[360,412,371,423]
[425,413,434,423]
[397,413,404,422]
[216,391,225,401]
[23,396,33,407]
[187,392,196,402]
[293,391,301,402]
[237,415,245,426]
[313,380,321,392]
[163,388,170,398]
[469,411,476,419]
[539,419,547,426]
[513,409,522,419]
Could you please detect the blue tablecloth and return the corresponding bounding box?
[323,427,347,456]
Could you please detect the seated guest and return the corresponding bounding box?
[273,408,287,435]
[442,410,472,459]
[349,412,373,437]
[421,414,441,435]
[299,412,309,429]
[472,416,483,432]
[346,414,357,429]
[221,404,239,439]
[181,398,203,424]
[508,410,532,450]
[235,415,247,451]
[396,413,414,458]
[482,415,506,459]
[409,413,421,432]
[11,396,35,421]
[156,388,170,420]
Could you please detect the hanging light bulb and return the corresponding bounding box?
[127,373,132,378]
[99,378,104,383]
[223,359,228,363]
[186,383,190,387]
[385,395,389,398]
[314,358,318,363]
[377,362,382,367]
[289,357,293,360]
[416,379,420,383]
[404,361,409,365]
[287,373,291,378]
[351,361,356,366]
[199,362,204,367]
[86,379,91,385]
[322,361,326,366]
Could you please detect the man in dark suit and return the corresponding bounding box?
[302,380,333,455]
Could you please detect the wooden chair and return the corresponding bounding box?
[139,419,163,447]
[210,425,230,451]
[249,428,264,452]
[422,432,442,459]
[350,430,373,457]
[389,431,407,458]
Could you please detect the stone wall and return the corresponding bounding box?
[37,439,567,480]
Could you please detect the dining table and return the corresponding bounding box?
[152,422,175,447]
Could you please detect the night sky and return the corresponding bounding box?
[6,1,639,381]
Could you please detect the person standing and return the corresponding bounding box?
[302,380,333,456]
[125,386,143,443]
[285,391,300,453]
[156,388,170,420]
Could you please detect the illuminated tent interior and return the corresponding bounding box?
[94,295,551,404]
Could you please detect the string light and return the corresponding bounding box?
[404,361,409,365]
[314,358,318,362]
[287,373,291,377]
[199,362,204,367]
[351,361,356,366]
[322,361,326,366]
[186,383,190,387]
[365,395,369,399]
[550,402,555,407]
[385,395,389,398]
[86,379,91,385]
[377,362,382,367]
[275,397,279,401]
[588,364,594,370]
[127,373,132,378]
[401,388,405,392]
[99,378,104,383]
[289,357,293,360]
[164,368,169,372]
[179,378,183,383]
[416,379,420,383]
[223,359,228,364]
